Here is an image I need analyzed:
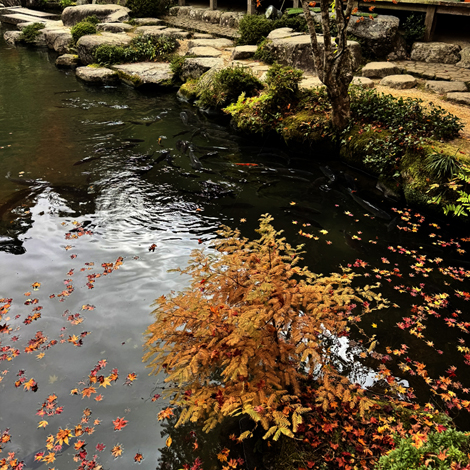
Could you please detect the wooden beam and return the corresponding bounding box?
[178,0,185,5]
[424,4,437,41]
[247,0,256,14]
[293,0,300,7]
[210,0,217,9]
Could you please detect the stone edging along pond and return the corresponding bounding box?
[3,3,470,219]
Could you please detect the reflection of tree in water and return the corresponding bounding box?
[156,410,245,470]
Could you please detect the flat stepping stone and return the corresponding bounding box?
[1,13,50,25]
[62,4,129,27]
[132,18,164,25]
[97,23,133,33]
[425,80,467,94]
[188,38,232,49]
[380,74,417,89]
[76,66,119,84]
[411,42,461,65]
[134,25,166,36]
[267,27,303,40]
[160,27,191,39]
[112,62,174,87]
[362,61,399,78]
[193,33,213,39]
[231,45,257,60]
[351,76,374,88]
[77,33,132,65]
[43,28,73,54]
[187,46,221,57]
[446,92,470,106]
[56,53,79,68]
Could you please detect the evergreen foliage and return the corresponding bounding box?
[126,0,172,18]
[19,23,45,44]
[144,214,386,440]
[71,20,97,44]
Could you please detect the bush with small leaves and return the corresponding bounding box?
[71,20,97,44]
[126,0,172,18]
[19,23,45,44]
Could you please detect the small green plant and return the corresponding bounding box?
[94,44,126,66]
[126,0,172,18]
[59,0,73,8]
[169,55,186,81]
[254,38,276,64]
[19,23,45,44]
[124,34,177,62]
[401,13,426,51]
[376,428,470,470]
[83,15,100,25]
[425,150,462,181]
[197,66,262,109]
[71,20,97,44]
[265,62,303,107]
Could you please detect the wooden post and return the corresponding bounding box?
[210,0,217,9]
[247,0,255,14]
[178,0,186,5]
[293,0,300,7]
[424,5,437,42]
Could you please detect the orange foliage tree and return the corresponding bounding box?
[144,214,387,440]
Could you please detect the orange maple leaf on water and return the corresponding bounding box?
[81,386,96,398]
[23,378,37,391]
[113,417,128,431]
[111,444,123,458]
[38,420,48,428]
[42,452,56,464]
[134,453,144,463]
[158,407,174,421]
[56,428,72,446]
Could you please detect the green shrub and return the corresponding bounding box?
[126,0,172,18]
[197,66,262,109]
[71,20,97,43]
[59,0,73,8]
[401,13,426,51]
[376,428,470,470]
[83,15,100,25]
[425,150,462,181]
[19,23,45,44]
[265,62,303,107]
[94,44,126,66]
[254,38,276,64]
[169,55,187,81]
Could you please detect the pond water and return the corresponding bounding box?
[1,27,470,469]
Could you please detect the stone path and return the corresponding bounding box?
[0,6,60,24]
[393,60,470,82]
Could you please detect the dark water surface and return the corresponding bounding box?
[1,27,470,469]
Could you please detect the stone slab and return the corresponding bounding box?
[411,42,461,65]
[187,38,232,48]
[76,66,119,84]
[112,62,174,87]
[181,57,224,80]
[187,46,221,57]
[231,45,257,60]
[425,80,467,94]
[97,22,133,33]
[134,25,166,36]
[77,32,132,65]
[362,61,399,78]
[379,74,417,89]
[351,76,374,88]
[132,18,164,25]
[62,4,130,27]
[56,53,79,68]
[446,92,470,106]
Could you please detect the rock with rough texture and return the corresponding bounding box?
[231,45,257,60]
[362,61,399,78]
[134,25,166,36]
[446,92,470,106]
[43,28,73,54]
[76,66,119,84]
[347,15,401,60]
[188,38,233,49]
[111,62,174,87]
[351,76,374,88]
[300,76,324,89]
[159,28,191,39]
[55,53,79,67]
[132,18,164,25]
[220,11,244,29]
[193,33,213,39]
[202,9,221,24]
[3,30,21,45]
[267,27,302,40]
[411,42,461,64]
[263,32,362,74]
[181,57,224,80]
[380,74,417,89]
[425,80,467,94]
[457,46,470,69]
[187,46,222,57]
[97,22,133,33]
[77,33,132,65]
[62,5,130,27]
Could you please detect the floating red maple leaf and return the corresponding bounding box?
[134,453,144,463]
[112,417,128,431]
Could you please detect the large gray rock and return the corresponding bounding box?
[181,57,224,80]
[411,42,462,64]
[76,66,118,84]
[111,62,174,87]
[188,38,233,49]
[202,9,221,24]
[134,25,166,36]
[56,53,79,68]
[187,46,222,57]
[351,76,374,88]
[62,4,130,27]
[96,22,133,33]
[267,27,302,40]
[220,11,244,28]
[132,18,164,26]
[426,80,467,94]
[3,30,21,45]
[362,61,399,78]
[347,15,401,60]
[263,31,362,74]
[76,32,132,65]
[457,46,470,69]
[43,28,73,54]
[446,92,470,106]
[159,28,191,39]
[379,74,417,89]
[231,45,257,60]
